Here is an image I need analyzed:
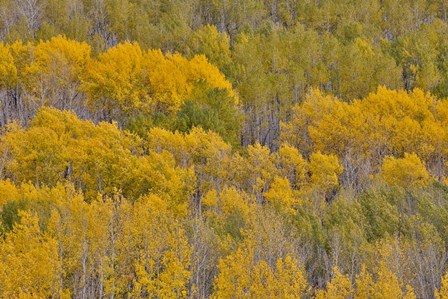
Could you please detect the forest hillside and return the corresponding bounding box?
[1,1,448,298]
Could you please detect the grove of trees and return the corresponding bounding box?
[2,0,448,298]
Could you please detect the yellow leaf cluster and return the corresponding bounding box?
[214,239,308,299]
[82,43,236,115]
[0,211,62,297]
[381,153,430,188]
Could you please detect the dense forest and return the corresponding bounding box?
[2,0,448,298]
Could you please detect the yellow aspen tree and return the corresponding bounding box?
[0,42,17,88]
[47,192,113,298]
[381,153,430,188]
[374,261,406,298]
[185,54,237,103]
[308,151,343,200]
[264,176,301,213]
[202,187,251,242]
[244,143,279,202]
[1,121,67,186]
[278,143,308,188]
[0,211,62,298]
[274,256,309,298]
[120,194,191,298]
[374,261,416,299]
[0,179,20,209]
[250,260,277,299]
[213,239,307,299]
[213,243,254,299]
[147,127,188,165]
[144,50,190,113]
[435,272,448,299]
[82,42,147,115]
[355,262,416,299]
[355,266,375,299]
[83,42,236,117]
[24,36,91,109]
[316,267,354,299]
[280,89,341,155]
